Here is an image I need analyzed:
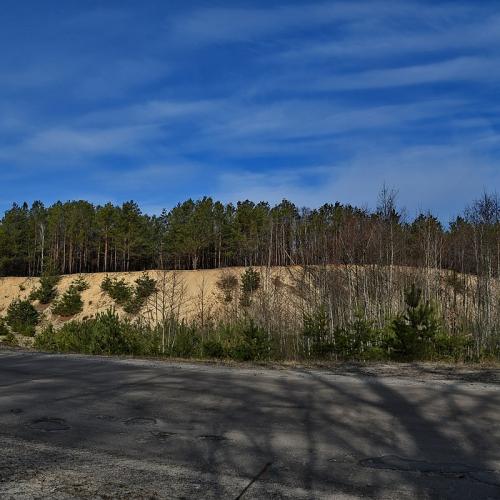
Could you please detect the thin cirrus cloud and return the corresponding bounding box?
[168,1,478,46]
[2,125,161,163]
[271,12,500,61]
[214,145,500,221]
[75,58,170,100]
[312,56,500,91]
[198,98,466,144]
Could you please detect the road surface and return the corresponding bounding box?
[0,351,499,499]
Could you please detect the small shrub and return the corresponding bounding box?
[0,319,9,336]
[72,275,90,292]
[52,286,83,316]
[103,274,156,314]
[362,346,387,361]
[34,324,58,351]
[35,309,155,355]
[241,267,260,294]
[433,332,472,361]
[123,273,157,314]
[335,312,387,360]
[123,296,144,315]
[6,299,40,336]
[303,307,332,358]
[240,267,260,307]
[134,273,157,300]
[216,272,239,303]
[202,339,224,358]
[100,275,113,293]
[101,277,133,305]
[230,320,271,361]
[0,320,16,346]
[170,324,201,358]
[29,274,60,304]
[4,331,17,346]
[391,284,441,360]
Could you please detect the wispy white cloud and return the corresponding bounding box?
[1,125,160,164]
[169,4,339,45]
[80,99,219,127]
[91,163,200,191]
[76,58,170,100]
[243,55,500,98]
[214,144,500,220]
[314,56,500,90]
[271,12,500,62]
[169,1,478,46]
[211,98,463,138]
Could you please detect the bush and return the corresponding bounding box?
[134,273,157,300]
[6,299,40,336]
[303,307,332,358]
[102,274,156,314]
[35,309,155,355]
[216,272,239,303]
[334,312,388,360]
[230,320,271,361]
[101,277,133,305]
[123,274,157,314]
[170,324,201,357]
[123,296,144,315]
[202,339,224,358]
[72,275,90,292]
[0,320,16,346]
[34,324,59,351]
[240,267,260,307]
[100,275,114,293]
[0,319,9,336]
[29,274,60,304]
[391,284,441,360]
[433,332,472,361]
[52,286,83,316]
[362,346,387,361]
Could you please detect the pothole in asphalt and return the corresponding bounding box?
[359,455,484,477]
[28,417,71,432]
[198,434,228,441]
[95,415,119,422]
[124,417,157,426]
[10,408,23,414]
[150,431,177,440]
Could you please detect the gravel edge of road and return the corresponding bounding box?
[1,344,499,385]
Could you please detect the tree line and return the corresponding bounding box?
[1,189,500,283]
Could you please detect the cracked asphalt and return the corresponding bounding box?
[0,351,499,499]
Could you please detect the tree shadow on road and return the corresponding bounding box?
[1,353,499,498]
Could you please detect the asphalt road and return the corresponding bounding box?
[0,351,499,499]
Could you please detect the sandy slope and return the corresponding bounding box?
[0,267,262,326]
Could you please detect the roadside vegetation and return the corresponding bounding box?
[5,299,40,336]
[32,268,492,363]
[1,190,500,362]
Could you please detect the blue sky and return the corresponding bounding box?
[1,0,499,221]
